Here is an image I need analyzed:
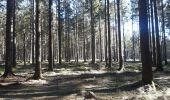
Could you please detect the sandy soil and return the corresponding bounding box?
[0,62,169,100]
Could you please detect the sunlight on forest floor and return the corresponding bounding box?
[0,62,170,100]
[22,79,48,85]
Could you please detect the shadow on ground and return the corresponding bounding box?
[0,62,169,100]
[0,72,141,99]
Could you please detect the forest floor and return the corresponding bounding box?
[0,61,170,100]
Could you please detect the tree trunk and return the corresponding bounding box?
[67,13,71,62]
[48,0,54,71]
[3,0,14,77]
[76,9,79,63]
[91,0,95,64]
[58,0,62,65]
[123,19,126,62]
[31,0,35,66]
[107,0,112,67]
[105,0,108,65]
[99,16,102,62]
[150,0,156,66]
[139,0,153,84]
[83,6,86,62]
[153,0,163,71]
[161,0,167,65]
[117,0,124,71]
[114,0,118,62]
[24,30,26,66]
[33,0,42,79]
[30,23,33,64]
[12,0,16,67]
[132,14,135,62]
[113,26,116,62]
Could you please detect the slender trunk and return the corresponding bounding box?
[74,18,76,62]
[13,0,16,67]
[91,0,95,64]
[123,20,126,62]
[23,31,26,66]
[132,16,135,62]
[99,16,102,62]
[161,0,167,65]
[114,0,118,62]
[53,33,55,65]
[67,13,71,62]
[150,0,156,66]
[33,0,42,79]
[63,4,66,61]
[30,23,33,63]
[148,0,152,56]
[117,0,124,71]
[86,38,89,60]
[113,26,116,61]
[153,0,163,71]
[76,10,79,63]
[83,34,86,62]
[83,7,86,62]
[58,0,62,65]
[2,37,5,61]
[31,0,35,66]
[107,0,111,67]
[105,0,108,65]
[48,0,53,71]
[40,16,44,62]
